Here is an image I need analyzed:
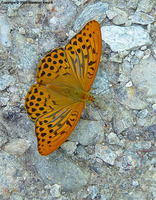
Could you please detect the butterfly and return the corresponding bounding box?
[24,20,102,156]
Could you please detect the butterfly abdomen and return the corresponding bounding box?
[47,84,94,102]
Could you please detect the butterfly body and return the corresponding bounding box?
[25,20,102,156]
[47,84,94,102]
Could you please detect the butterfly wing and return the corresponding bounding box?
[65,20,102,91]
[25,82,85,156]
[35,47,81,89]
[35,20,102,91]
[35,102,84,156]
[25,83,80,121]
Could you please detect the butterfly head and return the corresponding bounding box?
[81,92,95,103]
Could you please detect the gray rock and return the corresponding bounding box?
[0,74,16,91]
[49,0,76,32]
[0,152,22,199]
[143,165,156,182]
[0,97,9,106]
[7,4,21,17]
[131,12,155,25]
[131,56,156,103]
[112,109,134,134]
[71,0,88,6]
[109,53,123,63]
[151,46,156,59]
[137,0,155,13]
[18,27,26,35]
[0,15,11,47]
[106,10,118,20]
[118,60,132,83]
[118,87,147,110]
[123,191,147,200]
[145,124,156,140]
[0,49,8,66]
[61,141,78,155]
[152,104,156,111]
[122,152,139,170]
[142,48,151,59]
[32,151,89,191]
[137,109,148,118]
[112,8,128,25]
[76,145,89,160]
[125,81,133,87]
[101,25,152,52]
[132,180,139,186]
[4,139,31,156]
[127,0,139,9]
[69,120,104,146]
[90,160,104,174]
[49,184,61,198]
[73,2,109,31]
[0,123,8,148]
[95,144,117,165]
[133,141,152,150]
[106,132,124,147]
[93,66,110,95]
[135,50,144,60]
[10,194,23,200]
[87,185,99,199]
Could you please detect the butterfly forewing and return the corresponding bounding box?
[65,20,102,91]
[36,48,80,88]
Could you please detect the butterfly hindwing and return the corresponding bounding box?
[25,83,80,121]
[35,103,84,156]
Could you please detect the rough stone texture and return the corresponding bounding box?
[32,151,89,191]
[101,25,152,52]
[106,132,124,147]
[0,15,11,47]
[118,86,148,110]
[3,138,30,156]
[95,144,118,165]
[137,0,155,13]
[131,11,155,25]
[73,2,109,31]
[87,185,99,199]
[61,141,78,154]
[0,0,156,199]
[127,0,139,9]
[0,74,16,91]
[131,56,156,103]
[49,0,76,32]
[112,108,134,134]
[69,120,104,145]
[0,123,8,148]
[71,0,88,6]
[112,8,128,25]
[49,184,61,198]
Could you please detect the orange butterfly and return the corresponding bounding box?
[25,20,102,156]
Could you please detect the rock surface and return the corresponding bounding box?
[101,25,152,52]
[0,0,155,199]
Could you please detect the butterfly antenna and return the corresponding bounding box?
[94,81,121,95]
[92,101,110,128]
